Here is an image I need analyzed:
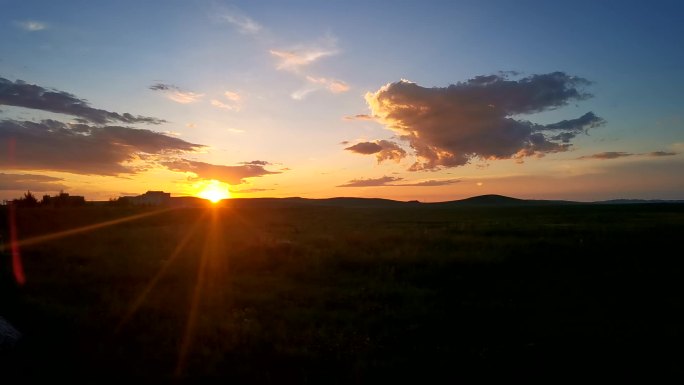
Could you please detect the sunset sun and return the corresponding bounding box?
[196,180,231,203]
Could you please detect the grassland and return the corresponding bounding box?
[1,203,683,383]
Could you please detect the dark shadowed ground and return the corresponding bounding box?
[1,203,683,383]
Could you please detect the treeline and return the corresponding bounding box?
[9,191,85,208]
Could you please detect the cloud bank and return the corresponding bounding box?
[1,77,165,125]
[0,173,67,191]
[363,72,604,170]
[0,119,202,175]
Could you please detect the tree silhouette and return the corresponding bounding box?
[14,191,39,207]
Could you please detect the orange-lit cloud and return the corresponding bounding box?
[0,119,202,175]
[0,173,67,191]
[344,140,407,163]
[365,72,604,170]
[163,159,280,185]
[211,99,237,111]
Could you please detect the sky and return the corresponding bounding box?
[1,0,683,202]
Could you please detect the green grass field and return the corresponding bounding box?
[2,203,684,383]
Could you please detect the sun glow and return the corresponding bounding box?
[196,180,231,203]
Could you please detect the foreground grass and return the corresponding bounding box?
[1,204,683,383]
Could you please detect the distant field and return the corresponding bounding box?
[1,204,684,383]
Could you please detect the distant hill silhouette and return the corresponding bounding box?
[220,194,683,209]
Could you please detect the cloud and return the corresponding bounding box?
[0,119,202,175]
[210,90,242,110]
[0,77,165,125]
[337,175,460,187]
[270,48,336,72]
[230,188,274,193]
[0,173,67,191]
[227,128,245,133]
[211,99,238,111]
[305,76,349,93]
[344,140,407,163]
[649,151,677,157]
[162,159,280,185]
[337,176,403,187]
[239,160,273,166]
[365,72,603,170]
[18,20,47,31]
[578,151,634,160]
[149,83,204,104]
[343,114,374,121]
[224,91,241,101]
[397,179,460,187]
[578,150,679,160]
[216,6,262,34]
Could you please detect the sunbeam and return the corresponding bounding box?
[116,211,209,332]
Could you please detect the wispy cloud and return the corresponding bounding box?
[270,48,337,72]
[649,151,677,157]
[343,114,374,121]
[211,90,242,111]
[269,35,348,99]
[149,83,204,104]
[18,20,47,31]
[216,6,262,34]
[337,176,403,187]
[211,99,237,111]
[578,150,678,160]
[337,176,459,187]
[578,151,634,160]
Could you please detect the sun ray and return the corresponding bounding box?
[116,211,209,332]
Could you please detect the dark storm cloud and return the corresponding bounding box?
[0,77,166,125]
[0,119,202,175]
[365,72,604,170]
[578,151,634,160]
[162,159,280,184]
[0,173,68,191]
[344,140,407,163]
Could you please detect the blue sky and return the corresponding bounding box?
[1,0,682,201]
